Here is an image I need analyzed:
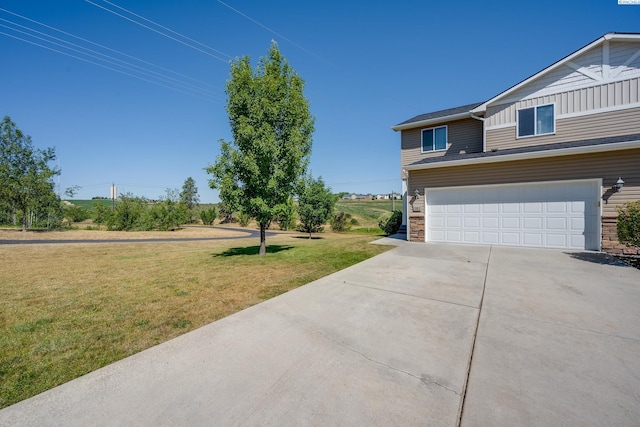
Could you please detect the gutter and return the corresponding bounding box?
[469,113,486,152]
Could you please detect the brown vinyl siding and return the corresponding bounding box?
[407,148,640,216]
[401,118,483,167]
[486,107,640,151]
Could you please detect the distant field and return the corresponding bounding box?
[66,199,113,209]
[335,199,402,229]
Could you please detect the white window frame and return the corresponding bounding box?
[516,103,555,138]
[421,125,448,153]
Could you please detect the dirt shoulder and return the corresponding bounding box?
[0,226,248,241]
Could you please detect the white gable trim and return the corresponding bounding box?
[471,33,640,114]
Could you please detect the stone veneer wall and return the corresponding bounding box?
[409,215,424,242]
[601,216,640,255]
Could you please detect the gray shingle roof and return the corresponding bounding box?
[395,102,484,127]
[408,133,640,166]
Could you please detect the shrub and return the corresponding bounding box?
[64,204,90,222]
[330,211,352,232]
[238,212,251,227]
[617,200,640,247]
[378,210,402,235]
[200,207,218,226]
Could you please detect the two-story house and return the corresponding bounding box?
[393,33,640,254]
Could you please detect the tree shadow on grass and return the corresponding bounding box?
[292,235,324,240]
[214,244,295,257]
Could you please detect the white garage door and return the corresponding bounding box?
[426,180,600,250]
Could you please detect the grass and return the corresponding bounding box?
[334,199,402,230]
[0,232,392,408]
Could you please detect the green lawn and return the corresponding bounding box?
[0,233,392,408]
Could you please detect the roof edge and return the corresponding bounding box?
[392,111,472,131]
[405,139,640,171]
[471,32,640,114]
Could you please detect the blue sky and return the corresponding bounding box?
[1,1,638,203]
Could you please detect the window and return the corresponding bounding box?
[517,104,554,137]
[422,126,447,152]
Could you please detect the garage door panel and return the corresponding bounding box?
[523,202,543,213]
[502,217,520,229]
[523,233,544,246]
[523,218,543,230]
[546,217,567,230]
[482,232,499,244]
[502,232,521,245]
[426,180,600,250]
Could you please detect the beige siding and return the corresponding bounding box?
[407,148,640,217]
[486,106,640,151]
[401,118,482,167]
[486,76,640,128]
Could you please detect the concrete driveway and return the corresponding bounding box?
[1,241,639,426]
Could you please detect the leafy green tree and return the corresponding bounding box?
[206,42,314,255]
[180,177,199,223]
[92,202,112,230]
[297,176,336,238]
[64,204,90,223]
[107,193,146,231]
[0,116,60,231]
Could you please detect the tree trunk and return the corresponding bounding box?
[21,213,27,232]
[259,223,267,256]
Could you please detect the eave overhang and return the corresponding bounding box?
[404,139,640,171]
[391,112,472,131]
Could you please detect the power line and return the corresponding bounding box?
[0,31,218,102]
[214,0,321,60]
[101,0,233,60]
[0,20,222,100]
[84,0,230,63]
[0,7,220,91]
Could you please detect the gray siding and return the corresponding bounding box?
[401,118,482,167]
[486,106,640,151]
[407,148,640,217]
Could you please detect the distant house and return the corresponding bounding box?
[342,194,370,200]
[393,33,640,254]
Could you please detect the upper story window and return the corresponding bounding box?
[517,104,555,137]
[422,126,447,152]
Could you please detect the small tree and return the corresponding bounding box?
[107,194,146,231]
[93,203,112,230]
[206,42,314,255]
[180,177,199,223]
[617,201,640,247]
[330,211,352,232]
[297,176,336,238]
[200,206,218,226]
[275,196,297,230]
[0,116,60,231]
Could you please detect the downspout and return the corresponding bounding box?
[470,113,486,152]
